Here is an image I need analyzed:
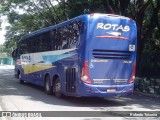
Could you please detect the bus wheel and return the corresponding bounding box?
[18,72,24,84]
[54,78,62,98]
[45,75,52,95]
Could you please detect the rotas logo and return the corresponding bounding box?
[96,23,130,32]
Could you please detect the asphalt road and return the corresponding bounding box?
[0,66,160,120]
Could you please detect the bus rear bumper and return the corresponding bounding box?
[78,83,134,97]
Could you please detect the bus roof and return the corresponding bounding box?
[18,13,132,43]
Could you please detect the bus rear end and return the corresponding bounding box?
[79,14,137,97]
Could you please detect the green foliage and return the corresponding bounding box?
[0,0,160,78]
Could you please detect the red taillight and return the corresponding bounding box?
[128,63,136,84]
[81,61,92,84]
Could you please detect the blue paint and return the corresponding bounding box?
[14,13,137,98]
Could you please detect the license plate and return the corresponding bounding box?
[107,88,116,92]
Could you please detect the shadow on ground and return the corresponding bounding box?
[0,69,160,111]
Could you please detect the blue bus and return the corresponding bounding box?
[12,13,137,98]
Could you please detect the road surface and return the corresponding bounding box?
[0,65,159,120]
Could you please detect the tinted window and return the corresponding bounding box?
[18,20,84,54]
[50,20,84,50]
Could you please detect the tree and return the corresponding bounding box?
[0,0,64,56]
[0,0,159,77]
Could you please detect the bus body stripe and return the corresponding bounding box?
[96,36,128,40]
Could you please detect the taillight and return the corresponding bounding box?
[128,63,136,84]
[81,61,92,84]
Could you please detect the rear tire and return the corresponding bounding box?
[53,78,63,98]
[45,75,52,95]
[18,72,24,84]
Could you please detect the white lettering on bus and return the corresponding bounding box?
[21,55,31,63]
[104,24,111,30]
[97,23,130,32]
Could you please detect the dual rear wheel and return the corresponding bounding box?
[18,72,62,98]
[44,75,63,98]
